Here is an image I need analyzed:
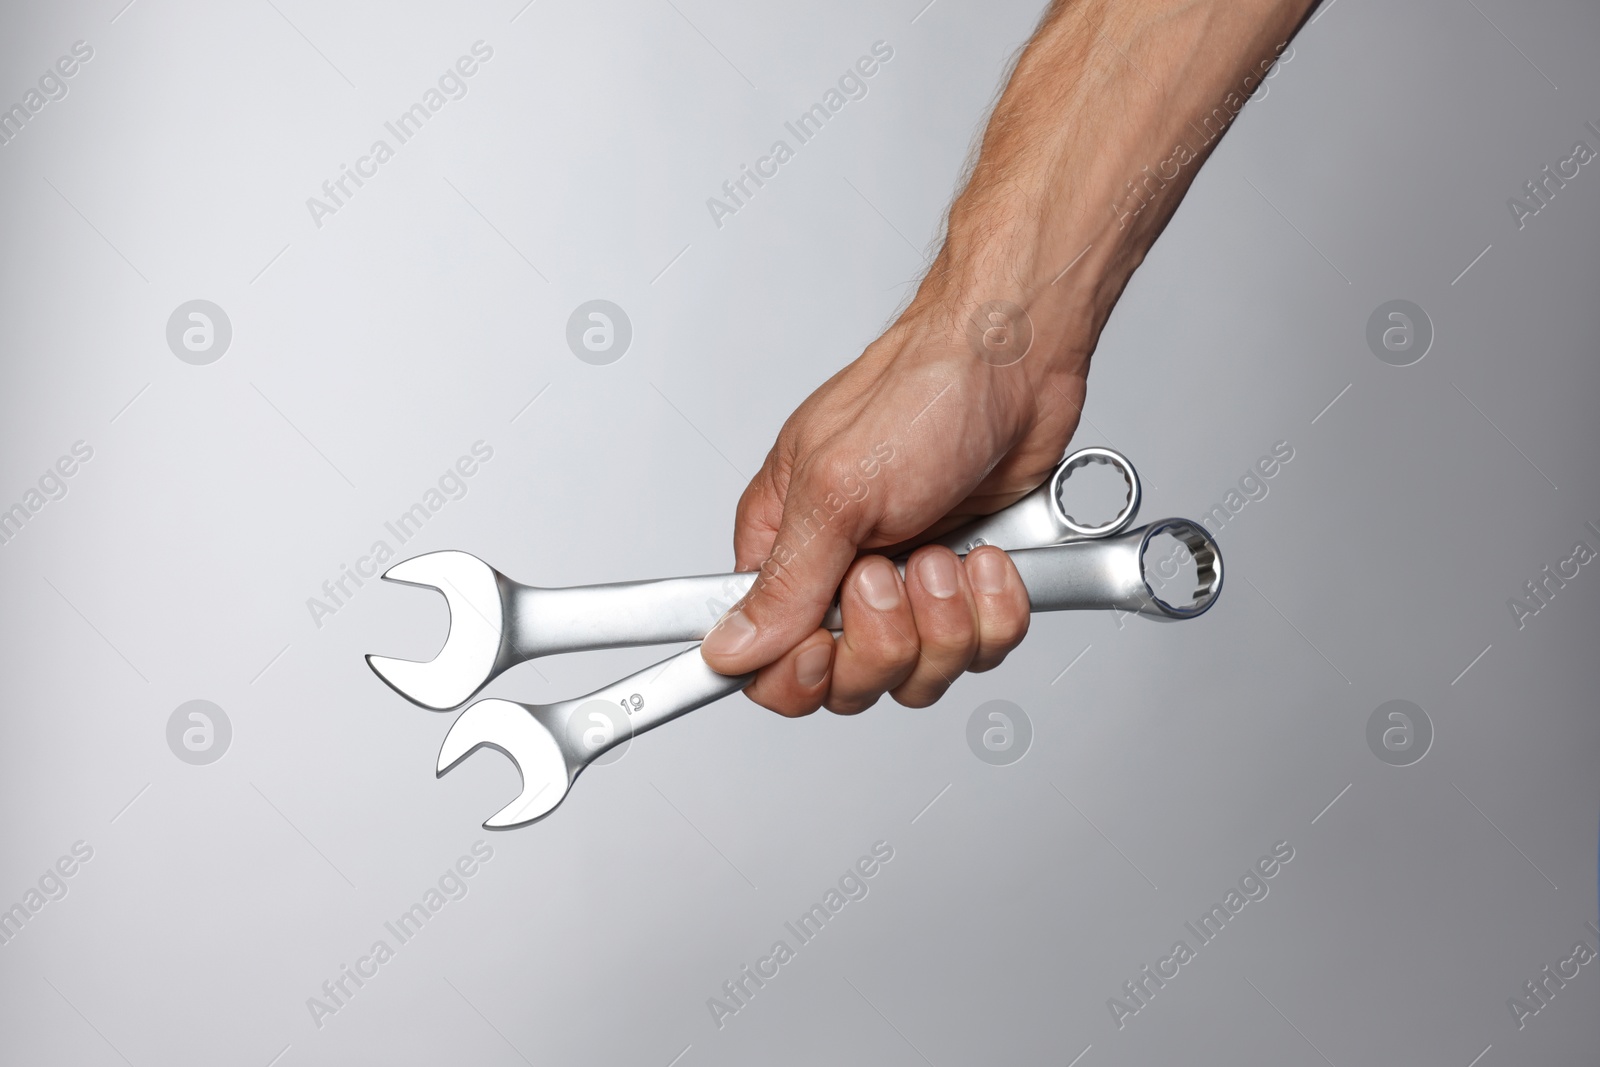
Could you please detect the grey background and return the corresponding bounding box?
[1,0,1596,1064]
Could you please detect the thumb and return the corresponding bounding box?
[701,473,866,675]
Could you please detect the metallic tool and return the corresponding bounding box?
[368,447,1141,711]
[437,518,1221,828]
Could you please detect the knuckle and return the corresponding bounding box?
[968,648,1013,674]
[825,693,877,716]
[835,656,910,707]
[805,449,865,492]
[746,675,815,718]
[743,555,806,619]
[869,629,921,673]
[984,608,1031,651]
[732,477,765,530]
[891,683,945,710]
[790,455,874,538]
[912,608,977,657]
[842,606,918,670]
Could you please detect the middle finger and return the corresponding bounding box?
[891,546,980,708]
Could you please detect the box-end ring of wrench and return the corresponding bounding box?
[436,517,1221,829]
[366,446,1141,711]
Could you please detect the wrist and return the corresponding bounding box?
[896,225,1103,387]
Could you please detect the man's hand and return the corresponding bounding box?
[700,306,1087,716]
[702,0,1317,714]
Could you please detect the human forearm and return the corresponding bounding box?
[907,0,1317,377]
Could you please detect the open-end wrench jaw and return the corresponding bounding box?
[436,698,578,828]
[365,551,511,712]
[434,646,748,829]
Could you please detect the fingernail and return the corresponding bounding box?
[919,551,960,599]
[795,643,831,688]
[857,558,902,611]
[969,550,1007,595]
[703,610,756,657]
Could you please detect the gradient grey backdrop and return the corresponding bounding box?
[1,0,1596,1064]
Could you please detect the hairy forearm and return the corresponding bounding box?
[910,0,1316,374]
[702,0,1319,700]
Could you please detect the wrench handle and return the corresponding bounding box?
[581,645,752,743]
[574,550,1113,753]
[584,521,1218,748]
[518,568,853,659]
[522,527,1160,664]
[515,572,758,658]
[508,447,1143,664]
[1009,535,1149,613]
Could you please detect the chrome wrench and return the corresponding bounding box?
[437,518,1221,829]
[367,447,1140,711]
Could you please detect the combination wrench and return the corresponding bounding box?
[436,518,1222,828]
[367,447,1141,711]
